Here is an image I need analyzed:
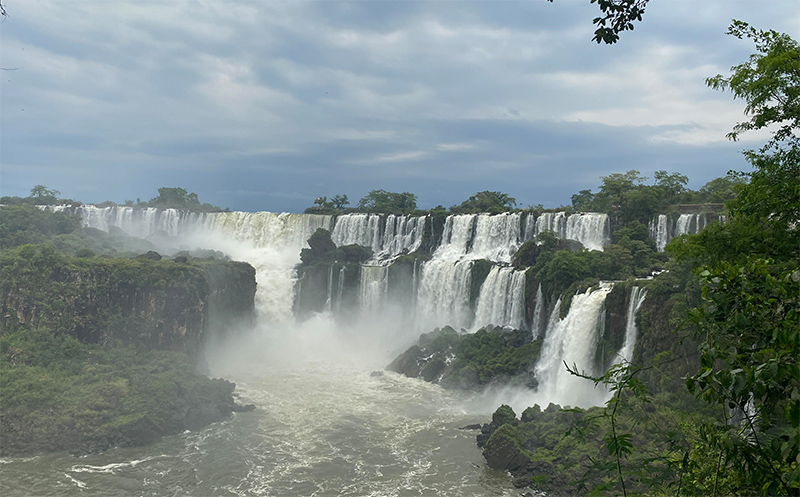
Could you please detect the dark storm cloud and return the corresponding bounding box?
[0,0,797,212]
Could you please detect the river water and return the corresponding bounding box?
[0,321,519,497]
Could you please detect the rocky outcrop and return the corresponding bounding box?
[386,325,541,390]
[0,246,256,357]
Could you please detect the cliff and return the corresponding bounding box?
[0,245,256,357]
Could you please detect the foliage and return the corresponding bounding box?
[696,175,746,204]
[0,326,240,456]
[357,190,418,214]
[706,20,800,145]
[451,191,517,214]
[0,205,81,249]
[0,244,254,353]
[147,187,224,212]
[546,0,649,44]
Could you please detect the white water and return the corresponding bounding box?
[472,266,527,331]
[649,213,724,251]
[530,283,544,339]
[616,286,648,364]
[415,259,474,331]
[533,284,613,408]
[565,213,609,251]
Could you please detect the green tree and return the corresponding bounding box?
[672,21,800,494]
[451,191,517,214]
[28,185,61,205]
[653,170,689,200]
[571,189,596,211]
[706,20,800,146]
[331,194,349,209]
[357,190,417,214]
[697,175,747,204]
[547,0,649,44]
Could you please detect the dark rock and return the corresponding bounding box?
[385,345,422,378]
[370,371,384,377]
[174,255,188,263]
[137,250,162,261]
[420,357,446,382]
[483,425,528,472]
[234,403,256,412]
[460,424,482,430]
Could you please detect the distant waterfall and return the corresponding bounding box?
[360,265,389,315]
[473,267,526,330]
[534,284,613,408]
[565,213,609,251]
[415,260,474,331]
[331,213,425,260]
[531,283,544,339]
[615,286,647,364]
[469,213,522,262]
[533,212,567,239]
[649,214,670,252]
[649,213,725,251]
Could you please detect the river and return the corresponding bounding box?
[0,320,519,497]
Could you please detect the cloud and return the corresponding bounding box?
[436,142,476,152]
[1,0,798,213]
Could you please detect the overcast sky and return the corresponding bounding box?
[1,1,798,212]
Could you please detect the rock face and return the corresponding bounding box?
[0,250,256,357]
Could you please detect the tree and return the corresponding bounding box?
[653,170,689,199]
[571,189,596,211]
[331,194,349,210]
[698,175,747,204]
[148,187,202,209]
[673,22,800,494]
[451,191,516,214]
[28,185,61,205]
[706,20,800,146]
[357,190,417,214]
[548,0,649,44]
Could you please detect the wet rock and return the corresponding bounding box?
[137,250,162,261]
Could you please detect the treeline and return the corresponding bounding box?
[305,172,742,218]
[1,186,227,213]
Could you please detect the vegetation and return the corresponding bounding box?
[451,191,517,214]
[499,21,800,496]
[0,327,248,456]
[387,325,542,389]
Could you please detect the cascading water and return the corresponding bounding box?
[472,266,527,330]
[565,213,609,251]
[530,283,544,339]
[331,213,426,261]
[533,212,567,239]
[359,265,389,315]
[616,286,647,364]
[415,259,474,331]
[534,284,613,408]
[649,214,671,252]
[469,212,522,262]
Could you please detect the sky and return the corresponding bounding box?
[1,0,798,213]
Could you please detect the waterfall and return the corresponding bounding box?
[565,213,609,251]
[615,286,647,364]
[534,212,567,239]
[649,214,671,252]
[415,259,473,331]
[331,213,382,252]
[331,213,426,260]
[359,265,389,315]
[531,283,544,339]
[437,215,477,259]
[469,213,522,262]
[473,267,526,330]
[534,284,613,408]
